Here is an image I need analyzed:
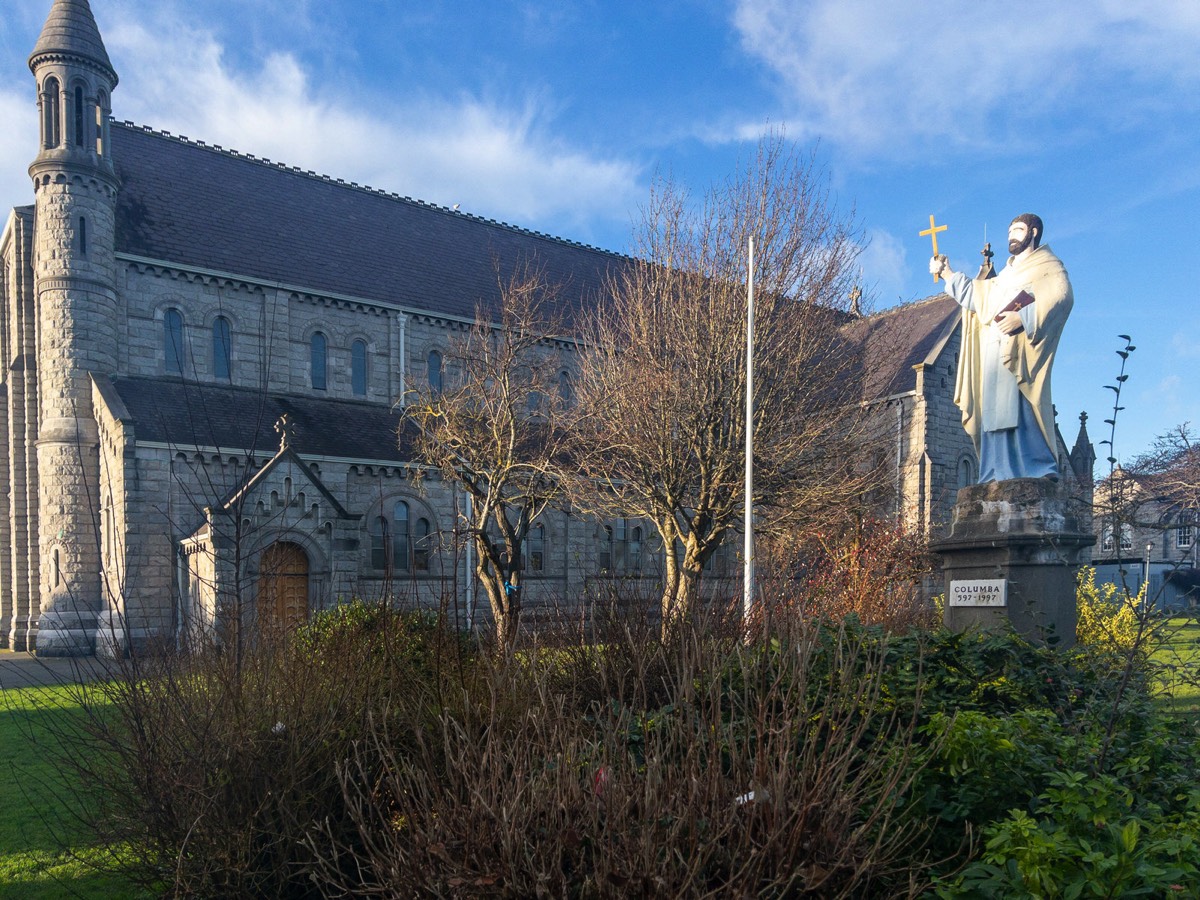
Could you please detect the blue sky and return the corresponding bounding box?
[2,0,1197,464]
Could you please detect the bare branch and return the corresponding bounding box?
[571,133,886,628]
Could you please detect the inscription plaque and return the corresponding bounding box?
[949,578,1007,607]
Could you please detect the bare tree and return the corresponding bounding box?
[572,135,884,629]
[1130,424,1200,511]
[404,265,571,649]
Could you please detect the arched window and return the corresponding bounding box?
[213,316,232,380]
[392,501,410,571]
[526,523,545,572]
[629,525,643,572]
[427,350,443,395]
[370,516,389,570]
[614,519,627,570]
[957,456,976,489]
[601,519,643,573]
[599,525,613,571]
[558,370,573,407]
[413,518,432,572]
[95,90,106,156]
[164,308,184,375]
[103,504,114,565]
[310,332,327,390]
[43,76,60,149]
[351,339,367,396]
[704,542,730,577]
[370,504,435,573]
[73,85,85,147]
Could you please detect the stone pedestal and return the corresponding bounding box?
[933,478,1094,647]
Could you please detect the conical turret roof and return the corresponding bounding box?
[29,0,117,85]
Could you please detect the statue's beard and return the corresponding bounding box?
[1009,233,1033,255]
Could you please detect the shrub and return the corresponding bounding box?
[57,587,1200,896]
[1076,566,1143,654]
[61,604,468,898]
[938,771,1200,897]
[762,519,937,633]
[308,618,937,898]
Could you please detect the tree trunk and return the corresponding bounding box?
[660,531,716,637]
[661,567,700,637]
[477,562,519,651]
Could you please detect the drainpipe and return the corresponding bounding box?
[562,504,571,606]
[464,492,475,630]
[396,312,408,404]
[894,400,905,521]
[921,449,932,534]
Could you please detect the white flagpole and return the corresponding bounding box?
[744,236,756,627]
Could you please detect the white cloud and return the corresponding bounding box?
[1171,330,1200,360]
[83,5,641,242]
[0,89,38,215]
[1147,374,1186,418]
[731,0,1200,158]
[857,227,908,305]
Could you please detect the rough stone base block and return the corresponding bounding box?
[33,608,98,656]
[94,611,170,658]
[933,477,1094,647]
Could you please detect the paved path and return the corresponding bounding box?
[0,651,108,689]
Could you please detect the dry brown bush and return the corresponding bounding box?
[59,604,468,898]
[758,519,937,633]
[309,613,935,898]
[48,586,944,898]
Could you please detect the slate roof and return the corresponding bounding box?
[29,0,116,83]
[109,375,416,463]
[838,294,961,400]
[111,123,627,323]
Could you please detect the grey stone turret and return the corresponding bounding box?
[27,0,120,654]
[29,0,118,85]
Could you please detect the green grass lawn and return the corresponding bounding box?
[1153,617,1200,719]
[0,684,147,899]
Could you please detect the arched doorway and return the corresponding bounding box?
[258,541,310,630]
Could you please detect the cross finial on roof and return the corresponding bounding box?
[977,241,997,280]
[275,414,295,450]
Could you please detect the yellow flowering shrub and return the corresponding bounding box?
[1075,566,1143,653]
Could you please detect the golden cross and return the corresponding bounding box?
[919,214,948,282]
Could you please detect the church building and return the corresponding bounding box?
[1,0,1094,654]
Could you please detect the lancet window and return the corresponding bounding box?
[311,332,327,390]
[213,316,232,380]
[164,309,185,375]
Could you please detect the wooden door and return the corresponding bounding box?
[258,542,309,630]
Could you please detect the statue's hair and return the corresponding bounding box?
[1011,213,1044,248]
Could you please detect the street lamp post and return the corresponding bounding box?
[1144,542,1153,603]
[743,236,756,628]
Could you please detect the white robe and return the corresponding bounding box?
[945,244,1073,479]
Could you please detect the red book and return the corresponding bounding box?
[993,289,1034,322]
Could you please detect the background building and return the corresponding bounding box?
[0,0,1095,653]
[1092,459,1199,609]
